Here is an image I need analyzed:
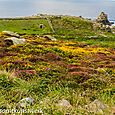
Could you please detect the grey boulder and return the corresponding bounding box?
[2,31,20,38]
[43,35,57,41]
[57,99,72,108]
[5,37,26,45]
[17,97,34,108]
[85,99,108,114]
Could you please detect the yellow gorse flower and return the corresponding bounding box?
[58,46,110,57]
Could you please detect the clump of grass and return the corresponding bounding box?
[0,68,114,114]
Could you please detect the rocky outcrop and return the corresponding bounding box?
[93,12,112,32]
[96,12,111,25]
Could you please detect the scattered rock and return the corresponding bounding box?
[17,97,34,108]
[110,25,115,33]
[57,99,72,108]
[2,31,20,38]
[4,37,26,46]
[79,16,83,19]
[85,99,108,114]
[99,34,108,38]
[87,36,98,39]
[110,25,115,29]
[43,35,57,41]
[106,25,111,32]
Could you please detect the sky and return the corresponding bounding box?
[0,0,115,20]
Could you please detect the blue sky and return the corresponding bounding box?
[0,0,114,19]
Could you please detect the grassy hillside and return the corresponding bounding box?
[0,16,115,114]
[51,16,115,48]
[0,19,52,35]
[0,16,115,48]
